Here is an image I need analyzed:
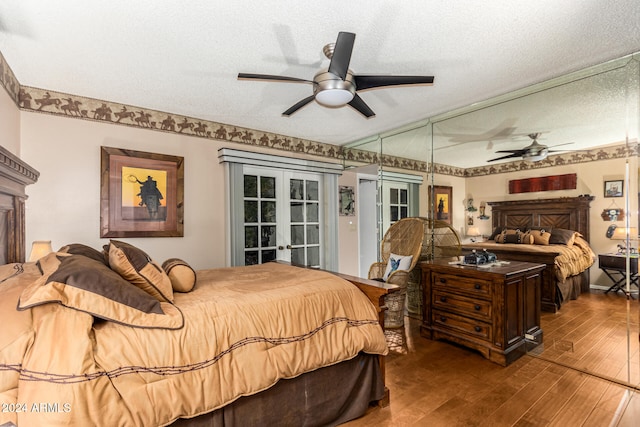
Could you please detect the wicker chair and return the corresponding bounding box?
[368,217,425,328]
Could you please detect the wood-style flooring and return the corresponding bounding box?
[343,289,640,427]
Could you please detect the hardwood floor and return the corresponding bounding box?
[344,289,640,426]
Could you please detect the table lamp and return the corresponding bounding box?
[610,227,638,254]
[467,226,482,242]
[28,240,53,262]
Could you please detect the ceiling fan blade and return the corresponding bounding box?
[282,95,316,116]
[348,94,375,118]
[238,73,312,84]
[328,32,355,80]
[353,75,434,91]
[487,152,524,162]
[494,149,526,154]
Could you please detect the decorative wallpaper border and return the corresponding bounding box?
[1,50,635,177]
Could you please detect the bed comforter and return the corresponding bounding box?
[0,261,387,426]
[464,235,595,283]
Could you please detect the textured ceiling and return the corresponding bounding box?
[0,1,639,167]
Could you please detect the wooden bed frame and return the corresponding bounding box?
[462,195,594,313]
[0,147,393,425]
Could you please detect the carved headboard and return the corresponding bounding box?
[0,146,39,263]
[488,195,594,242]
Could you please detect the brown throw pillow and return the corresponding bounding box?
[107,240,174,302]
[58,243,109,265]
[162,258,197,292]
[549,228,577,246]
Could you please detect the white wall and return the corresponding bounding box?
[0,88,20,156]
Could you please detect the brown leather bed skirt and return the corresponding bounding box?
[170,352,384,427]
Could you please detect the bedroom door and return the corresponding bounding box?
[242,166,324,267]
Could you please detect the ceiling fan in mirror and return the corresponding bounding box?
[487,133,574,162]
[238,31,435,118]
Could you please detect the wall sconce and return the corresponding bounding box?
[467,226,482,242]
[28,240,53,262]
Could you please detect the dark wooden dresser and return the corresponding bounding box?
[420,260,545,366]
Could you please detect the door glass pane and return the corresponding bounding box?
[261,201,276,222]
[306,181,318,201]
[261,225,276,247]
[307,203,319,222]
[400,189,408,204]
[244,175,257,198]
[290,179,304,200]
[307,225,319,245]
[291,248,305,265]
[307,247,320,267]
[390,188,398,204]
[245,251,258,265]
[262,249,277,263]
[401,206,408,218]
[390,206,399,222]
[291,225,304,245]
[245,226,258,248]
[290,202,304,222]
[260,176,276,198]
[244,201,257,222]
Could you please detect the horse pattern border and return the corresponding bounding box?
[1,51,636,178]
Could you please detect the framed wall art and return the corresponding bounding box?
[100,146,184,237]
[429,185,453,224]
[339,186,355,216]
[604,179,623,197]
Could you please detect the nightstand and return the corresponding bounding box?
[598,253,639,295]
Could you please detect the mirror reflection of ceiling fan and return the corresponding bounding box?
[238,31,434,118]
[487,133,574,162]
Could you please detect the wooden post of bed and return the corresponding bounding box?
[275,261,398,408]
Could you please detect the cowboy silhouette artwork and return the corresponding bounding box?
[126,172,166,220]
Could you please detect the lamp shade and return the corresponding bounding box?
[610,227,638,240]
[467,226,481,237]
[28,240,53,262]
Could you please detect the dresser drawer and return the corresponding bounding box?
[432,290,492,321]
[432,272,491,298]
[433,310,492,342]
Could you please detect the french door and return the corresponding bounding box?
[242,166,323,267]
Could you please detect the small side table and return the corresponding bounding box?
[598,253,639,295]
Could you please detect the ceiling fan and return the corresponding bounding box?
[487,133,573,162]
[238,31,434,118]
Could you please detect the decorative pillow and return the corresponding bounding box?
[528,229,551,245]
[58,243,108,265]
[488,227,504,241]
[106,240,174,302]
[162,258,197,292]
[18,252,183,329]
[495,229,523,244]
[518,232,535,244]
[382,253,413,281]
[549,228,577,246]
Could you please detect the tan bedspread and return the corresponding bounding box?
[0,262,387,426]
[464,236,596,282]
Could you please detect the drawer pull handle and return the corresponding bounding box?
[474,284,481,290]
[474,304,481,311]
[474,326,482,333]
[439,278,447,284]
[440,296,447,303]
[440,316,447,322]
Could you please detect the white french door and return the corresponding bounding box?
[242,166,323,267]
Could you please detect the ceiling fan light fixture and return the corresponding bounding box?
[523,149,548,162]
[315,88,355,107]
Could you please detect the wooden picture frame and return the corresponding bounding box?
[604,179,623,198]
[100,146,184,237]
[429,185,453,224]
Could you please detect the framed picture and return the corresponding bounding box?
[100,146,184,237]
[429,185,453,224]
[604,180,623,198]
[339,186,355,216]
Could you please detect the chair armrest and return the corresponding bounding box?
[368,262,387,280]
[386,270,410,287]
